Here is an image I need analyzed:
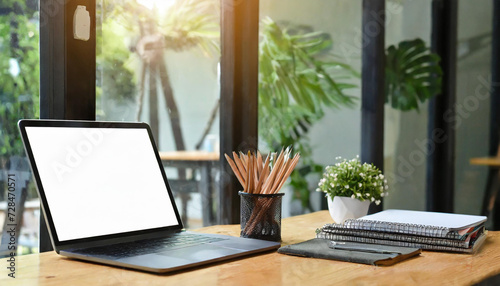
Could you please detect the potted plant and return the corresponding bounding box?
[316,156,388,223]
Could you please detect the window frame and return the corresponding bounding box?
[39,0,96,251]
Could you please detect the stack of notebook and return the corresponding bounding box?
[316,209,487,253]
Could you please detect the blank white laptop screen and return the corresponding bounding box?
[25,126,179,241]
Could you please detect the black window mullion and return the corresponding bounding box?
[427,0,458,213]
[39,0,96,251]
[361,0,385,214]
[219,0,260,224]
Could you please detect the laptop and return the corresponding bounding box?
[18,119,280,273]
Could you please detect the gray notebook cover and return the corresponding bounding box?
[278,238,421,266]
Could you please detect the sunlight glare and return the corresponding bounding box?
[136,0,175,11]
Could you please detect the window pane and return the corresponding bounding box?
[383,0,432,211]
[455,0,492,216]
[96,0,220,228]
[0,0,40,257]
[259,1,362,216]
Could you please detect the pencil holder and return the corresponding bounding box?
[239,191,284,242]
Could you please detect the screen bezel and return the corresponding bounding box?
[18,119,184,249]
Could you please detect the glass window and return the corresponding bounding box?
[96,0,220,228]
[259,0,493,216]
[384,0,433,211]
[455,0,492,215]
[259,1,362,216]
[0,0,40,257]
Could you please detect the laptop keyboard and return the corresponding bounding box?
[71,233,227,258]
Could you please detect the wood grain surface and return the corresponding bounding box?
[1,211,499,285]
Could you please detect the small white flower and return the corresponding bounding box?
[356,155,360,158]
[330,183,335,188]
[345,185,350,189]
[358,183,362,187]
[315,188,321,192]
[371,197,375,202]
[360,173,364,177]
[336,156,341,160]
[380,174,384,179]
[356,193,362,197]
[375,200,381,205]
[351,194,355,199]
[385,185,388,190]
[384,179,388,184]
[334,178,337,181]
[381,193,385,197]
[373,182,377,186]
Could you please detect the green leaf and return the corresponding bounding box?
[385,38,442,111]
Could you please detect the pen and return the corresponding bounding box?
[328,241,402,255]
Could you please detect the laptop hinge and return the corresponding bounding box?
[57,229,183,251]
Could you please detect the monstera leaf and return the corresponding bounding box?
[385,38,442,111]
[259,17,358,144]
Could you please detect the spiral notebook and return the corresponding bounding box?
[343,209,487,239]
[318,223,485,248]
[316,232,487,253]
[316,209,487,253]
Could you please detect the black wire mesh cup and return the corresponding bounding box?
[239,191,284,242]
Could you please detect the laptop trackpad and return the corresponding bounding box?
[157,244,243,262]
[116,245,242,270]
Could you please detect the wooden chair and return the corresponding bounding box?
[471,144,500,229]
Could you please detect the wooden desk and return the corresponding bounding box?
[470,157,500,167]
[159,151,220,226]
[2,211,500,285]
[159,151,220,162]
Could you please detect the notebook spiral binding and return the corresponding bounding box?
[342,219,460,239]
[316,232,475,253]
[318,224,481,248]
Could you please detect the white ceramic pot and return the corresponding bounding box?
[327,196,371,223]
